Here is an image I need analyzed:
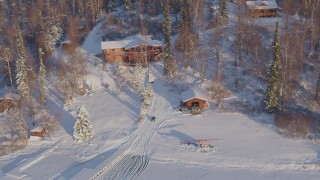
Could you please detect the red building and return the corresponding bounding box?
[30,126,46,138]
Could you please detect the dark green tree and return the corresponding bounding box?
[265,22,282,113]
[124,0,132,12]
[163,0,176,78]
[179,0,193,32]
[218,0,229,24]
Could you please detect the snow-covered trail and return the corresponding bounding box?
[92,95,180,180]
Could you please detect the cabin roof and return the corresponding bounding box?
[246,0,278,10]
[30,126,44,132]
[101,35,162,50]
[181,88,207,102]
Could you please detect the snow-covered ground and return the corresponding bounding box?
[1,3,320,179]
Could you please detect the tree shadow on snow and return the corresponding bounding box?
[104,88,140,122]
[2,147,48,173]
[158,129,195,142]
[58,147,119,179]
[46,97,75,136]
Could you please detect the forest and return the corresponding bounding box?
[0,0,320,155]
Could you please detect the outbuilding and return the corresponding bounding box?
[181,88,208,112]
[0,98,18,112]
[30,126,45,138]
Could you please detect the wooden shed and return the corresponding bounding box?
[0,98,18,112]
[101,35,163,64]
[181,88,208,113]
[30,126,45,138]
[246,0,278,18]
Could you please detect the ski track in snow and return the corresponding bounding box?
[19,140,64,171]
[91,95,180,180]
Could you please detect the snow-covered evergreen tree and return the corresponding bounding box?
[163,0,176,78]
[265,22,282,113]
[107,0,118,11]
[114,59,124,76]
[139,104,148,120]
[73,105,94,143]
[45,24,62,53]
[38,48,47,105]
[179,0,193,32]
[16,30,30,101]
[141,82,153,104]
[218,0,229,24]
[132,62,144,92]
[124,0,132,11]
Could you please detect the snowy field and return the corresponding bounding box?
[1,2,320,179]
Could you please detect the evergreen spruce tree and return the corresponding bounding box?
[124,0,132,12]
[132,62,144,92]
[73,105,94,143]
[163,0,176,78]
[114,59,124,76]
[179,0,193,32]
[265,22,282,113]
[16,30,30,101]
[38,48,47,105]
[218,0,229,24]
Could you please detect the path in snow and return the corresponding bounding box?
[4,139,64,178]
[91,95,180,180]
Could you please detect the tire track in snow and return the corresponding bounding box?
[92,95,180,180]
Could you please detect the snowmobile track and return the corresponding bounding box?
[91,95,180,180]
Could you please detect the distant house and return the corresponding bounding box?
[101,35,163,64]
[181,88,208,113]
[30,126,45,138]
[0,98,18,112]
[246,0,278,17]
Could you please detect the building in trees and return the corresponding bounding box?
[181,88,209,114]
[101,35,163,65]
[30,126,45,139]
[246,0,278,18]
[0,98,19,112]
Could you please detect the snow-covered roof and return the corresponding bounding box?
[30,126,44,132]
[101,35,163,50]
[101,40,132,49]
[246,0,278,10]
[181,88,207,102]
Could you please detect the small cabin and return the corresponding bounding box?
[246,1,278,18]
[101,35,163,65]
[0,98,18,112]
[181,88,208,114]
[30,126,45,138]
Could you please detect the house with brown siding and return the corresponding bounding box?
[246,0,278,18]
[30,126,46,138]
[101,35,163,64]
[181,88,208,114]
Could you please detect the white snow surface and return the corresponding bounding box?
[1,7,320,180]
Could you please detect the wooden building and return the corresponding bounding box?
[0,98,18,112]
[30,126,45,138]
[101,35,163,64]
[246,0,278,18]
[181,88,208,113]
